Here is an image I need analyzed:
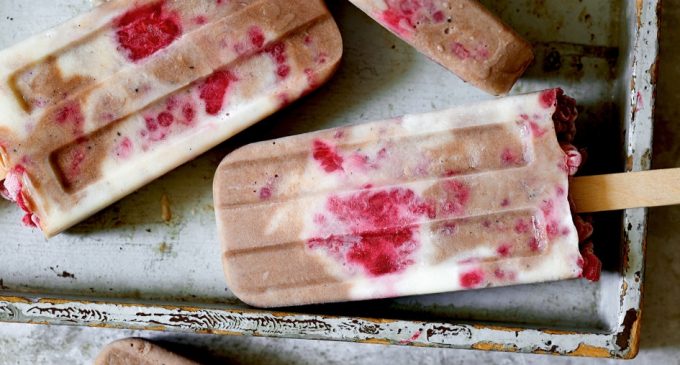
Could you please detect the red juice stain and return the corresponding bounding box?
[181,102,196,125]
[259,187,272,200]
[313,214,327,225]
[141,96,196,143]
[475,45,490,60]
[304,68,317,90]
[193,15,208,25]
[5,166,38,227]
[528,237,541,251]
[494,268,517,281]
[310,188,434,276]
[636,91,644,110]
[199,70,237,115]
[529,121,547,137]
[514,219,530,234]
[380,0,444,37]
[539,89,557,109]
[452,42,471,60]
[63,140,88,182]
[165,96,179,111]
[249,27,265,49]
[440,180,470,216]
[380,8,414,37]
[270,93,289,108]
[312,139,344,173]
[157,112,174,127]
[438,222,457,235]
[452,42,491,61]
[55,102,84,136]
[501,148,518,166]
[115,1,182,62]
[265,42,290,79]
[579,242,601,281]
[496,244,511,257]
[432,10,444,22]
[21,214,37,227]
[316,52,329,64]
[460,268,484,288]
[16,192,30,214]
[541,200,554,217]
[114,137,133,159]
[145,116,159,132]
[546,221,560,239]
[500,198,510,207]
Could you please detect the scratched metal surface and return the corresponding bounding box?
[0,0,656,358]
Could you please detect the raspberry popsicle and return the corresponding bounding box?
[0,0,342,237]
[348,0,534,95]
[214,89,586,307]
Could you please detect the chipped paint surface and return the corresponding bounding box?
[0,296,622,356]
[0,0,657,359]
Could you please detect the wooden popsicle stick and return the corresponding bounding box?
[570,168,680,213]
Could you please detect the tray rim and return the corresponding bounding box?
[0,0,659,358]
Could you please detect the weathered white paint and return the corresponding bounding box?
[0,0,656,358]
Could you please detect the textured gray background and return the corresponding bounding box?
[1,1,679,364]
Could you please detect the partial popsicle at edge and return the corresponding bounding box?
[0,0,343,237]
[94,338,199,365]
[347,0,534,95]
[214,89,586,307]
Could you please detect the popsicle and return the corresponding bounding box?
[0,0,342,237]
[94,338,199,365]
[214,88,588,307]
[347,0,534,95]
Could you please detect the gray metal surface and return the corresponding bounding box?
[0,0,657,358]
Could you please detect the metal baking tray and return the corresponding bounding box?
[0,0,658,358]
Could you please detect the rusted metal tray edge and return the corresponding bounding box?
[0,293,639,358]
[0,0,659,358]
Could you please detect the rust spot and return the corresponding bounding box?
[161,194,172,222]
[157,242,172,254]
[140,325,168,332]
[199,329,244,337]
[625,155,634,172]
[361,338,392,345]
[649,60,659,85]
[620,281,629,306]
[641,149,652,169]
[471,342,518,352]
[616,309,640,351]
[569,343,611,358]
[0,296,31,304]
[540,329,581,335]
[471,324,525,333]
